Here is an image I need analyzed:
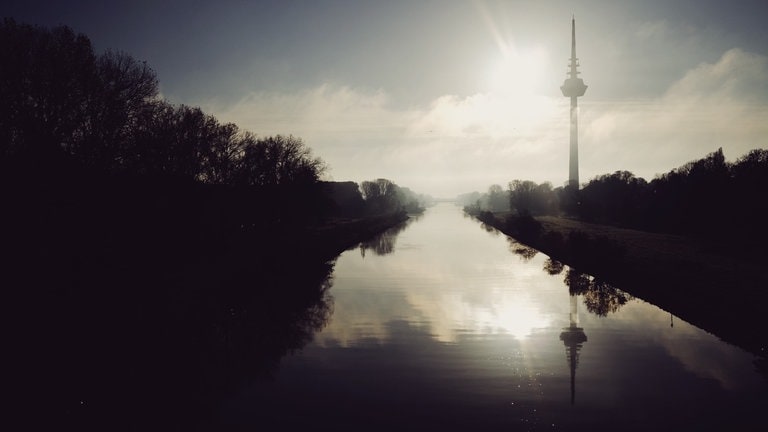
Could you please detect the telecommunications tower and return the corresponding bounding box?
[560,17,587,188]
[560,293,587,405]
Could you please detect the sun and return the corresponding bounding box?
[473,46,557,135]
[485,46,549,96]
[408,43,557,139]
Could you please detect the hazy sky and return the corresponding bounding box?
[4,0,768,197]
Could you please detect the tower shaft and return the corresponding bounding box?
[570,97,579,188]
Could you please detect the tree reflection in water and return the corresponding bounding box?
[359,217,417,257]
[563,268,634,316]
[212,264,335,378]
[33,255,336,429]
[509,240,539,261]
[544,257,565,275]
[542,258,634,316]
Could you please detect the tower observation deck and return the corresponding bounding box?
[560,17,587,188]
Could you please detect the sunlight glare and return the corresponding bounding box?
[485,46,548,97]
[486,294,551,340]
[480,46,557,136]
[402,290,551,344]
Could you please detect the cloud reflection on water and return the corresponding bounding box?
[313,204,761,395]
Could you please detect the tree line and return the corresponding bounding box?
[0,18,430,229]
[461,147,768,252]
[0,18,326,189]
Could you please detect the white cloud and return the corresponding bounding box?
[205,84,571,196]
[666,48,768,102]
[204,84,418,183]
[583,48,768,180]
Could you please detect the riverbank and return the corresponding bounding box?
[305,211,410,261]
[471,210,768,359]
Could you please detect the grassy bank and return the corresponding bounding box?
[473,210,768,360]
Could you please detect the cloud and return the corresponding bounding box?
[205,47,768,196]
[206,84,412,138]
[407,92,558,139]
[583,48,768,180]
[203,84,419,182]
[666,48,768,102]
[635,19,696,43]
[205,83,571,196]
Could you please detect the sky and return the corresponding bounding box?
[4,0,768,197]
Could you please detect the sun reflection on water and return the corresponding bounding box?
[317,286,552,347]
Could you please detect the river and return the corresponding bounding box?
[221,202,767,430]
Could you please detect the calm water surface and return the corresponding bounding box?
[224,203,767,431]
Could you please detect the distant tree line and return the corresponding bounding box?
[320,178,431,219]
[459,180,557,216]
[462,147,768,251]
[359,178,431,214]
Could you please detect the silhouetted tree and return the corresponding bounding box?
[0,19,96,158]
[127,102,221,179]
[197,122,242,185]
[0,19,329,198]
[235,135,325,187]
[487,184,509,212]
[361,178,401,214]
[508,180,558,215]
[728,148,768,249]
[645,148,730,235]
[509,180,536,213]
[360,180,380,201]
[557,146,768,251]
[73,50,159,169]
[557,184,581,217]
[320,181,366,217]
[577,171,647,225]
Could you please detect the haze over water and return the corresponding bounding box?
[223,203,767,430]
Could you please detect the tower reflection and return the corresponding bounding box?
[560,293,587,405]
